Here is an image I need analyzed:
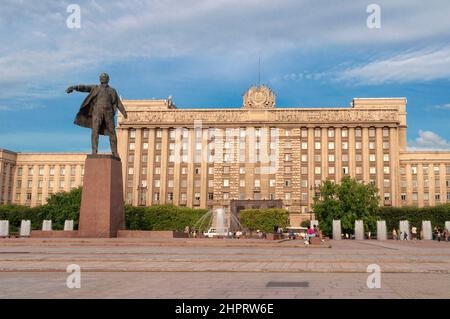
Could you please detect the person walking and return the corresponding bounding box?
[392,228,397,240]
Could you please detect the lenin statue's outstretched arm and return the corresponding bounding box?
[66,85,96,94]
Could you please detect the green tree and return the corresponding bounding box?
[239,208,289,233]
[312,177,380,236]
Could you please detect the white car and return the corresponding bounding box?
[203,228,232,238]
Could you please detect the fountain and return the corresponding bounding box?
[421,221,432,240]
[377,220,387,240]
[354,220,364,240]
[193,208,242,237]
[332,220,341,240]
[399,220,410,240]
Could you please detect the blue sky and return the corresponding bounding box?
[1,0,450,152]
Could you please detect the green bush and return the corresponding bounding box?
[379,205,450,231]
[239,208,289,233]
[0,186,208,232]
[300,220,310,228]
[125,204,208,231]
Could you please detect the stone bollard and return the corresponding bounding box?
[332,220,341,240]
[64,220,74,231]
[399,220,410,240]
[20,220,31,237]
[42,220,52,231]
[377,220,387,241]
[0,220,9,237]
[421,221,432,240]
[354,220,364,240]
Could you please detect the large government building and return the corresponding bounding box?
[1,86,450,224]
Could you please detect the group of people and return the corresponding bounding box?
[391,226,449,241]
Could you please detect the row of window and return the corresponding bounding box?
[400,193,450,201]
[401,165,450,175]
[128,127,391,140]
[16,179,79,189]
[16,166,83,177]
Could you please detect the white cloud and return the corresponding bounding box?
[337,46,450,85]
[433,103,450,110]
[1,0,450,100]
[408,130,450,150]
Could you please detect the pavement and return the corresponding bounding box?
[0,238,449,298]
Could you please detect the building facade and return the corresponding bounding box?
[2,86,450,223]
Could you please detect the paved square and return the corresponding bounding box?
[0,238,449,298]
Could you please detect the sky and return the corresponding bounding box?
[1,0,450,152]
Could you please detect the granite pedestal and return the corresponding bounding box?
[78,155,125,238]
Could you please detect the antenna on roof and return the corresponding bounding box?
[258,55,261,86]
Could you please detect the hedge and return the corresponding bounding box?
[239,208,289,233]
[0,187,209,232]
[379,204,450,231]
[125,204,209,231]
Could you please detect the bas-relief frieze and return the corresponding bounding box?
[120,109,399,126]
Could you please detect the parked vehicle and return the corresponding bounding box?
[203,228,232,238]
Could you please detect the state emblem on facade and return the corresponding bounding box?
[243,85,276,109]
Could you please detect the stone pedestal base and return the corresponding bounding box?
[78,155,125,238]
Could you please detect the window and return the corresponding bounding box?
[369,128,375,137]
[301,129,308,138]
[285,166,291,173]
[285,192,291,200]
[314,128,321,137]
[284,180,291,187]
[369,142,375,149]
[154,180,160,187]
[384,179,390,187]
[239,180,245,187]
[401,193,407,201]
[254,179,261,188]
[195,167,201,175]
[424,193,429,200]
[355,142,362,149]
[27,180,32,188]
[208,193,214,200]
[369,154,376,162]
[328,142,335,149]
[128,167,134,175]
[342,167,349,174]
[355,128,362,137]
[223,179,229,187]
[315,142,321,150]
[315,167,321,174]
[301,180,308,188]
[285,141,291,149]
[341,128,348,137]
[383,128,389,137]
[328,128,335,137]
[384,193,390,201]
[129,143,135,150]
[342,142,348,150]
[328,154,335,162]
[411,166,417,174]
[370,167,376,174]
[49,166,55,176]
[301,167,308,174]
[223,166,230,174]
[301,142,308,150]
[195,192,201,201]
[356,167,362,174]
[383,154,390,161]
[38,180,43,188]
[60,180,65,188]
[412,193,418,201]
[301,154,308,162]
[18,167,23,176]
[154,192,160,201]
[269,179,276,187]
[143,143,148,150]
[342,154,348,162]
[130,130,136,138]
[168,180,174,188]
[167,192,174,201]
[435,193,441,200]
[328,167,335,174]
[383,142,389,149]
[156,143,162,150]
[39,166,44,176]
[285,154,292,161]
[28,167,33,176]
[143,129,149,138]
[384,166,390,174]
[315,154,321,162]
[356,154,362,162]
